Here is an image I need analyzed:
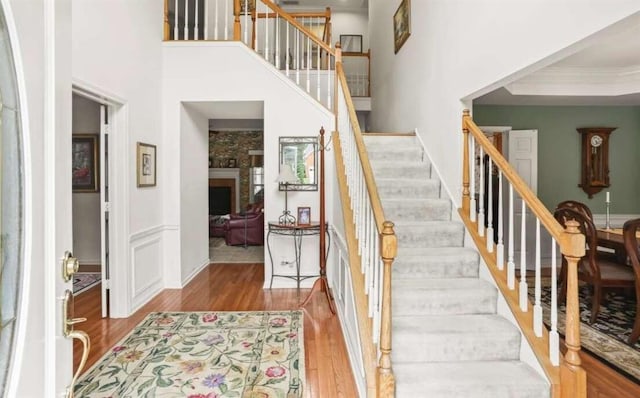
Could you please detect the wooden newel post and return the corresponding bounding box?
[233,0,241,41]
[462,109,471,216]
[377,221,397,397]
[560,220,587,398]
[335,42,342,64]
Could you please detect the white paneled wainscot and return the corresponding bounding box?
[129,225,169,312]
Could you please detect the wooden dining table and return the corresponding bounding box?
[596,228,640,263]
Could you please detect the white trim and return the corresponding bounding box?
[414,128,458,208]
[2,0,32,394]
[130,224,175,242]
[181,258,210,287]
[592,213,640,229]
[129,236,163,312]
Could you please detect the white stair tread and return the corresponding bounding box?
[396,247,478,258]
[393,277,493,290]
[392,314,517,335]
[394,361,549,398]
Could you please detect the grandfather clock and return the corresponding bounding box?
[577,127,615,198]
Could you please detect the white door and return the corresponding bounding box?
[508,129,538,270]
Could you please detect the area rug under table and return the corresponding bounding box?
[73,272,101,295]
[75,311,304,397]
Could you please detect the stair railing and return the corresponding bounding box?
[342,49,370,97]
[461,110,586,398]
[333,54,396,397]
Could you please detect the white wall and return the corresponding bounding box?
[162,42,334,288]
[72,94,102,266]
[369,1,640,206]
[180,104,210,283]
[72,0,164,315]
[332,10,369,50]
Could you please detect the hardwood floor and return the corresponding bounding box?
[73,263,358,398]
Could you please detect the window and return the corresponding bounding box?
[0,3,25,394]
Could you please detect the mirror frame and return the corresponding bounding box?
[279,136,318,191]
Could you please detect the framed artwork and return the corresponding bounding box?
[72,135,99,192]
[393,0,411,54]
[228,158,237,168]
[137,142,157,187]
[240,0,255,14]
[340,35,363,53]
[297,206,311,225]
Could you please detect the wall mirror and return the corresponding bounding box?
[279,136,318,191]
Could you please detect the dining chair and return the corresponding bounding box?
[556,200,593,221]
[554,207,635,324]
[622,218,640,344]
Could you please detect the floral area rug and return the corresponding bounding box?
[536,283,640,383]
[73,272,101,295]
[75,311,304,397]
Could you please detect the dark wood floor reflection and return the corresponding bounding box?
[73,263,358,397]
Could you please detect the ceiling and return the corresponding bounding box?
[475,14,640,106]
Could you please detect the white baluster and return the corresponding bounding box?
[194,0,199,39]
[295,28,300,84]
[317,42,321,101]
[478,148,485,237]
[306,19,311,92]
[174,0,179,39]
[184,0,189,39]
[285,23,290,76]
[519,200,528,312]
[204,0,209,39]
[470,137,476,221]
[214,0,219,40]
[275,15,280,69]
[550,238,560,365]
[507,184,515,289]
[534,219,542,336]
[327,53,332,110]
[224,0,228,40]
[243,0,248,43]
[496,170,505,270]
[486,157,494,252]
[264,2,269,61]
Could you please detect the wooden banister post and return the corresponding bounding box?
[163,0,170,41]
[560,220,587,398]
[377,221,397,397]
[233,0,241,41]
[462,109,471,215]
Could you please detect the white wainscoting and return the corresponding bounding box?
[129,225,166,312]
[329,229,366,397]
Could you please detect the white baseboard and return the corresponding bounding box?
[182,258,210,287]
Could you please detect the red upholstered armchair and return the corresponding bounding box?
[224,203,264,246]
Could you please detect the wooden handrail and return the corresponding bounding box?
[256,0,336,55]
[336,63,385,231]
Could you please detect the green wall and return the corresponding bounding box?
[472,105,640,214]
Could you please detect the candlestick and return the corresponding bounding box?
[605,201,611,230]
[606,191,610,203]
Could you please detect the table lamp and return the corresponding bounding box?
[277,164,298,224]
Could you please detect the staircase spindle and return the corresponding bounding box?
[242,0,248,42]
[550,238,560,365]
[174,0,179,39]
[204,0,209,39]
[478,148,485,237]
[534,218,542,336]
[317,42,321,101]
[275,15,280,69]
[224,0,229,40]
[264,2,269,61]
[285,23,290,75]
[496,170,504,270]
[306,22,311,93]
[470,137,476,222]
[486,156,494,252]
[184,0,189,39]
[295,28,300,84]
[519,200,528,311]
[507,184,515,289]
[194,0,199,39]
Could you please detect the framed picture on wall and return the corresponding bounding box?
[297,206,311,225]
[137,142,157,187]
[393,0,411,54]
[72,134,99,192]
[340,35,363,53]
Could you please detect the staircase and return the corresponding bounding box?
[364,134,550,398]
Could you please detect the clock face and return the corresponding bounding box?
[591,134,603,148]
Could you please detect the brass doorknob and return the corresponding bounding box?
[62,251,79,282]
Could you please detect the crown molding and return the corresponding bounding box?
[505,65,640,97]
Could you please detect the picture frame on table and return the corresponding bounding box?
[297,206,311,225]
[393,0,411,54]
[72,134,99,192]
[137,142,157,187]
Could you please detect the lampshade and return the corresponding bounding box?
[276,164,298,184]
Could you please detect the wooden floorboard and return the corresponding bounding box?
[73,263,358,398]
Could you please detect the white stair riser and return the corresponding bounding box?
[393,288,497,315]
[394,224,464,248]
[367,148,423,162]
[383,200,451,221]
[373,164,431,179]
[378,180,441,200]
[393,257,479,278]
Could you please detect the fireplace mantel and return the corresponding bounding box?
[209,168,240,213]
